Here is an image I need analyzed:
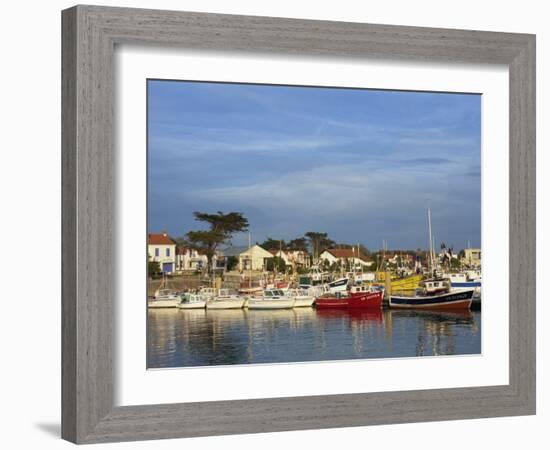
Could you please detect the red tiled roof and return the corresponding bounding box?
[148,233,177,245]
[326,248,373,262]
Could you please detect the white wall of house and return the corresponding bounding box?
[462,248,482,267]
[239,245,273,271]
[319,251,373,269]
[148,244,176,273]
[285,250,310,268]
[176,249,208,272]
[319,250,339,265]
[350,257,374,269]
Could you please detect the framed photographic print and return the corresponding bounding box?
[62,5,536,444]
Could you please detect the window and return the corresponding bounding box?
[154,248,159,257]
[166,248,170,257]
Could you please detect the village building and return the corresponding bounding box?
[386,252,415,265]
[462,248,482,268]
[269,249,311,270]
[148,232,177,274]
[175,247,208,272]
[221,245,274,271]
[319,248,374,270]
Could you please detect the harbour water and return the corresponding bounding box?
[147,307,481,368]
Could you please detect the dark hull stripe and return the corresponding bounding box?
[451,282,481,288]
[390,290,474,306]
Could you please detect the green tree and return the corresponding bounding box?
[226,256,239,271]
[266,256,287,273]
[260,237,286,251]
[305,232,335,261]
[148,260,161,278]
[287,237,308,251]
[185,211,249,272]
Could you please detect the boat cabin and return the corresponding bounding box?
[198,287,218,299]
[350,285,374,294]
[264,289,286,298]
[419,278,451,295]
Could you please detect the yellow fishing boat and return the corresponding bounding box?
[373,273,423,292]
[390,274,423,291]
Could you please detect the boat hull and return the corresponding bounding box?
[389,289,474,310]
[348,291,384,309]
[247,299,295,310]
[314,297,349,308]
[177,301,206,309]
[147,299,180,308]
[206,299,245,309]
[293,297,315,307]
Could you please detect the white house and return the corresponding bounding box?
[175,247,208,272]
[319,248,374,270]
[148,232,177,274]
[222,245,273,271]
[462,248,481,268]
[270,249,311,270]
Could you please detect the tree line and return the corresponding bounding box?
[173,211,374,273]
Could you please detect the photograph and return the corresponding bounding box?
[146,79,482,369]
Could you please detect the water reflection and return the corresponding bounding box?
[147,307,481,368]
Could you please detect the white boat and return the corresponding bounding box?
[198,287,218,300]
[248,289,296,310]
[443,272,482,306]
[327,277,349,293]
[206,288,245,309]
[305,284,329,298]
[177,293,207,309]
[285,288,315,307]
[147,289,180,308]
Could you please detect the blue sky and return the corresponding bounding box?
[148,80,481,251]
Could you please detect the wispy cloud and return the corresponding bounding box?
[147,80,481,249]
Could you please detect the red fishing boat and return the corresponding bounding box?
[348,285,384,309]
[315,286,384,310]
[314,291,349,308]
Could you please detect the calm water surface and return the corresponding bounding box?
[147,307,481,368]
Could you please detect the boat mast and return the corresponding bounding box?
[427,208,434,273]
[248,231,252,289]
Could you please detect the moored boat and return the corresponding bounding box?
[314,291,350,308]
[286,288,315,307]
[390,274,423,291]
[238,286,263,296]
[147,289,180,308]
[206,288,245,309]
[248,289,295,310]
[389,279,474,310]
[348,285,384,309]
[177,293,207,309]
[327,277,349,293]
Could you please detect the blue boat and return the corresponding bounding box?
[390,279,475,310]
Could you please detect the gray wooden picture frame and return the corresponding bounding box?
[62,5,536,444]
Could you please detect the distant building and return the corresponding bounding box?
[319,248,374,270]
[175,247,208,272]
[462,248,481,268]
[386,252,415,265]
[221,245,274,271]
[269,249,311,270]
[148,232,177,274]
